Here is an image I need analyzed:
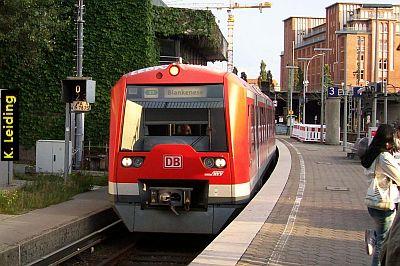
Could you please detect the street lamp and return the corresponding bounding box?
[314,47,332,143]
[285,65,299,136]
[362,4,393,126]
[298,53,324,124]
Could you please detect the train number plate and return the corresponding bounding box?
[163,155,183,169]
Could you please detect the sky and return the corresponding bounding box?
[163,0,394,83]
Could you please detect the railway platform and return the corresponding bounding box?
[0,136,372,265]
[193,136,371,265]
[0,187,118,265]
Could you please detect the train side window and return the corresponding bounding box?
[209,108,228,151]
[251,105,255,152]
[261,107,265,143]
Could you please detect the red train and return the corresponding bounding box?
[108,64,276,234]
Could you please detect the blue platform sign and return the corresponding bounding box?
[327,86,339,98]
[352,86,364,97]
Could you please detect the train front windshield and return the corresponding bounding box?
[120,85,228,152]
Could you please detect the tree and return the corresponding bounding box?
[324,64,333,88]
[240,71,247,81]
[259,60,267,81]
[295,67,304,92]
[233,66,238,75]
[258,60,267,89]
[266,70,274,91]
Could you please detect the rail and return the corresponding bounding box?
[28,219,122,266]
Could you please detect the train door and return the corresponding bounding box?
[248,102,257,182]
[255,102,260,172]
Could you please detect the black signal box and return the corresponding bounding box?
[62,77,96,103]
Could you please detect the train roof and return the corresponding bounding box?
[124,64,226,80]
[120,64,273,104]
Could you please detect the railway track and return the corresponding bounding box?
[28,219,123,266]
[105,233,213,265]
[59,230,212,265]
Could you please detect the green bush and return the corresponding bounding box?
[0,173,107,215]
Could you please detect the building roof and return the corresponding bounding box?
[325,2,360,9]
[283,16,325,22]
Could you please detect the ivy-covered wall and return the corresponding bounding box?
[0,1,225,157]
[83,0,157,145]
[0,0,157,151]
[153,6,226,60]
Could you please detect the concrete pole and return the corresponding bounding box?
[325,97,341,145]
[343,83,348,151]
[320,54,325,143]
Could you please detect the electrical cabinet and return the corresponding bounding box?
[36,140,72,174]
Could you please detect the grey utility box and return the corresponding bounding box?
[36,140,72,174]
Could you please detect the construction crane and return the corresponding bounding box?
[164,1,272,72]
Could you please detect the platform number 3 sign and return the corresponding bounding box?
[327,86,339,98]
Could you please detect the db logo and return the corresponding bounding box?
[164,155,183,169]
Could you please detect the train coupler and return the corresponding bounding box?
[148,187,193,214]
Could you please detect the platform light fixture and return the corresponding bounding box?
[297,54,324,124]
[314,47,332,143]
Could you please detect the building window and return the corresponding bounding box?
[379,59,388,70]
[383,23,387,33]
[360,70,364,80]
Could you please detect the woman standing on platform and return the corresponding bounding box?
[361,124,400,266]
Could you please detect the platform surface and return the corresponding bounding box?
[193,137,371,265]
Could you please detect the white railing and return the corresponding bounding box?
[291,123,326,142]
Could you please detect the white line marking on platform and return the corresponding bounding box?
[268,140,306,265]
[190,140,291,266]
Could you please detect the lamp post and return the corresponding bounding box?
[285,65,299,136]
[298,53,324,124]
[362,4,393,126]
[314,47,332,143]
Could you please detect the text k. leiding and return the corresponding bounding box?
[1,90,19,161]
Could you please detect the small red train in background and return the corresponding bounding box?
[108,63,276,234]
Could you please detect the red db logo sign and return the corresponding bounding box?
[164,155,183,169]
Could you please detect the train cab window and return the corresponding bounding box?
[120,85,227,152]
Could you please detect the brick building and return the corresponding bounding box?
[280,2,400,126]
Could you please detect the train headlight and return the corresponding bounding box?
[169,65,180,76]
[121,157,133,167]
[203,157,215,168]
[132,157,144,168]
[215,158,226,168]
